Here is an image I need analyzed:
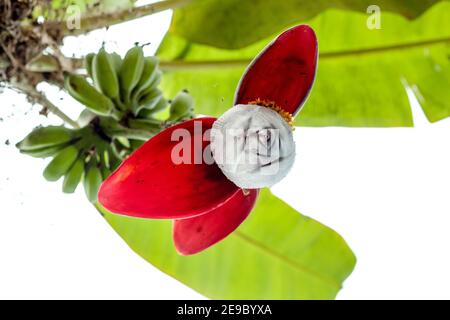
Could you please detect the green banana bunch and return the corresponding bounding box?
[79,47,166,118]
[18,123,117,198]
[65,74,115,117]
[93,48,120,99]
[18,45,198,204]
[43,146,79,182]
[16,126,79,158]
[60,144,115,198]
[168,91,195,122]
[81,46,199,122]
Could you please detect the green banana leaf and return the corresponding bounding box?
[99,189,356,300]
[158,2,450,126]
[169,0,446,49]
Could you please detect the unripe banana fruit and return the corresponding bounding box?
[16,126,74,151]
[63,158,85,194]
[84,53,95,78]
[65,74,115,116]
[138,70,162,100]
[168,91,194,122]
[138,97,168,119]
[43,146,79,182]
[93,49,119,99]
[132,57,159,99]
[135,88,162,115]
[84,164,103,203]
[119,46,145,103]
[20,143,70,159]
[110,53,122,74]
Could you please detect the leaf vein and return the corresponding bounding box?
[233,230,342,290]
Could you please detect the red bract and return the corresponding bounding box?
[99,117,239,220]
[173,189,259,255]
[98,25,317,255]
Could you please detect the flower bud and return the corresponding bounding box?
[211,104,295,189]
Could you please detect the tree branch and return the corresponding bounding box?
[47,0,193,36]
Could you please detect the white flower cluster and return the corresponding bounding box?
[211,104,296,189]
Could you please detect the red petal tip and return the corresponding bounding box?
[235,24,318,116]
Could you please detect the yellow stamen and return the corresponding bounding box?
[248,98,294,128]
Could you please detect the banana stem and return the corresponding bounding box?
[14,83,80,128]
[35,94,80,129]
[47,0,193,36]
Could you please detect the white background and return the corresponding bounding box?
[1,4,450,300]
